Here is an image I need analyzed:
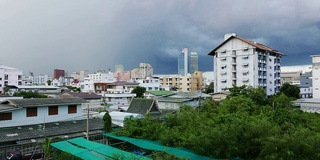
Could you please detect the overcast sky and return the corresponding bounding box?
[1,0,320,75]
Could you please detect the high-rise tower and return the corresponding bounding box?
[178,48,188,76]
[190,52,198,74]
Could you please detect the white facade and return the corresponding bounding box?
[24,74,52,86]
[210,34,282,95]
[102,93,135,106]
[51,76,74,86]
[137,77,161,91]
[88,70,115,82]
[79,70,115,93]
[312,55,320,98]
[0,65,23,94]
[79,78,95,93]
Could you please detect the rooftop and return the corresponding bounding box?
[0,97,87,107]
[208,35,284,56]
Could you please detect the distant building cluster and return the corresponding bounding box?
[2,33,320,158]
[1,33,320,99]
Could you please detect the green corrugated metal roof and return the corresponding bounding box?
[147,90,173,96]
[104,133,216,160]
[51,141,107,160]
[68,137,150,160]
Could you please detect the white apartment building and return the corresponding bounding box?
[208,33,283,95]
[136,77,161,91]
[311,55,320,98]
[88,70,115,82]
[23,74,52,86]
[0,65,23,94]
[79,70,116,93]
[51,76,74,87]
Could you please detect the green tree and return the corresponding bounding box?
[13,91,48,98]
[131,86,146,98]
[279,82,300,99]
[114,85,320,159]
[204,82,214,94]
[3,86,10,95]
[103,111,112,132]
[47,80,52,86]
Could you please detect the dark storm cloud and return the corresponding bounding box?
[0,0,319,75]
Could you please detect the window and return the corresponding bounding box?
[0,78,2,80]
[221,64,227,69]
[26,107,37,117]
[68,105,77,114]
[48,106,58,115]
[242,63,249,68]
[0,113,12,121]
[242,56,249,60]
[220,57,227,61]
[221,79,227,83]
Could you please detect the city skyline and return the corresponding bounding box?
[0,1,319,75]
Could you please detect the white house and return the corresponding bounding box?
[0,97,87,128]
[208,33,284,95]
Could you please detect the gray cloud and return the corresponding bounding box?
[0,0,320,75]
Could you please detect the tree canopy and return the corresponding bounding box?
[115,85,320,159]
[131,86,146,98]
[13,91,48,98]
[279,82,300,99]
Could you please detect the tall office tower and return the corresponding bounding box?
[311,55,320,98]
[115,64,124,72]
[208,33,284,95]
[190,52,198,74]
[178,48,188,76]
[53,69,65,79]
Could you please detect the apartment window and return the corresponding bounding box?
[68,105,77,114]
[0,78,2,80]
[26,107,38,117]
[220,72,227,75]
[48,106,58,115]
[0,113,12,121]
[242,56,249,60]
[221,79,227,83]
[242,63,249,68]
[220,57,227,61]
[0,84,1,87]
[4,75,8,80]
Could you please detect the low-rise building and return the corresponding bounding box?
[0,97,87,128]
[157,92,211,110]
[0,65,23,94]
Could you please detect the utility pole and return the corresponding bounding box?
[86,103,89,140]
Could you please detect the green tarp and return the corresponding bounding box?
[104,133,216,160]
[51,141,106,160]
[68,137,150,160]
